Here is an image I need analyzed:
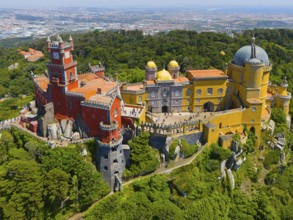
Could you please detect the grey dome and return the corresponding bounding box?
[233,45,270,67]
[246,58,263,65]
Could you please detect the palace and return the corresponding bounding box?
[121,37,291,147]
[32,36,290,190]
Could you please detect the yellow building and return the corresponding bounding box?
[121,39,291,147]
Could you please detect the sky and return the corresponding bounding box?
[0,0,293,8]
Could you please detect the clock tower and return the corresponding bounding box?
[46,35,78,117]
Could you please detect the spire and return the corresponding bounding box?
[281,76,288,88]
[46,36,51,42]
[57,34,63,42]
[69,35,73,41]
[251,36,256,59]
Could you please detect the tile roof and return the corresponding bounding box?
[123,83,144,91]
[146,80,155,85]
[89,94,113,105]
[174,76,189,83]
[247,98,262,104]
[188,69,227,79]
[70,77,118,100]
[34,75,49,92]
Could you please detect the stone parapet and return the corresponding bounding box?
[100,120,119,131]
[97,135,123,148]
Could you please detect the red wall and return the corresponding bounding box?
[34,85,49,108]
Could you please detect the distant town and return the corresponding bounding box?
[1,7,293,39]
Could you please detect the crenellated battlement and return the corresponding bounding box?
[97,134,123,148]
[100,120,119,131]
[81,99,113,110]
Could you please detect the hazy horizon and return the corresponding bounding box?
[1,0,293,9]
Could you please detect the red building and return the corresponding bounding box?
[32,36,124,190]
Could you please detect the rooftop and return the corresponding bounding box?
[123,83,144,91]
[187,69,227,80]
[174,76,189,84]
[34,75,49,92]
[247,98,262,104]
[71,77,118,100]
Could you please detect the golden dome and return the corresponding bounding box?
[146,61,157,68]
[220,51,226,56]
[169,60,179,68]
[156,69,173,81]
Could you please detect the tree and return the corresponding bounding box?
[271,108,286,125]
[0,160,44,219]
[125,132,160,177]
[44,168,70,212]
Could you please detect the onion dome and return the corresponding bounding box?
[146,61,157,68]
[156,69,173,81]
[233,38,270,67]
[168,60,179,68]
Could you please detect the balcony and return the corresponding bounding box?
[100,120,118,131]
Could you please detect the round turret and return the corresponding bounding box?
[146,61,157,69]
[168,60,179,68]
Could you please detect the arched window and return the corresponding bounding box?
[151,91,156,98]
[218,88,223,94]
[175,90,180,96]
[186,88,191,96]
[196,89,201,95]
[70,71,74,83]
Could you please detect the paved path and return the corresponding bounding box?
[68,144,206,220]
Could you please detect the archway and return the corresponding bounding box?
[203,101,215,112]
[250,126,255,134]
[162,106,168,113]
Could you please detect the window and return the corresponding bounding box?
[186,106,190,111]
[251,119,255,123]
[218,88,223,95]
[70,72,74,82]
[226,88,231,94]
[196,106,200,111]
[151,101,155,105]
[252,107,256,112]
[151,91,156,98]
[138,96,142,102]
[196,89,201,95]
[207,88,213,95]
[113,159,118,163]
[175,90,180,96]
[218,98,221,103]
[162,89,167,97]
[186,88,191,96]
[104,166,108,170]
[104,155,108,159]
[114,109,118,117]
[196,99,200,104]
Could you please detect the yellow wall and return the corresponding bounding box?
[121,92,146,105]
[189,79,227,112]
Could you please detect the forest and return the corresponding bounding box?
[0,29,293,219]
[0,128,110,219]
